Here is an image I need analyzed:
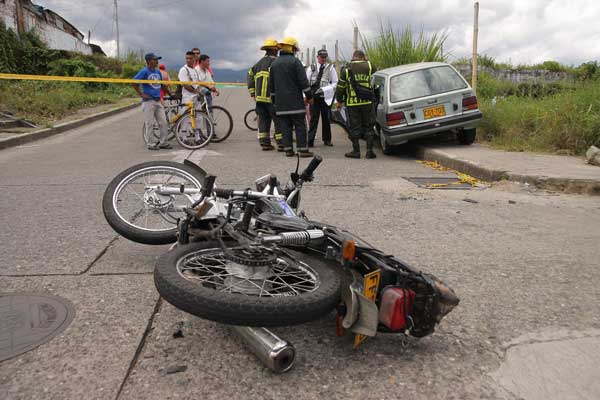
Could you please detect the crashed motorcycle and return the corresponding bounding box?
[102,156,459,372]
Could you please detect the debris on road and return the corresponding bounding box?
[509,200,517,205]
[165,365,188,375]
[586,145,600,167]
[463,198,479,204]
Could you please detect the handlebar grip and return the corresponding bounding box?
[214,188,234,199]
[201,175,216,198]
[300,155,323,181]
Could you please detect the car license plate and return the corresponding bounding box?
[353,269,381,349]
[423,105,446,119]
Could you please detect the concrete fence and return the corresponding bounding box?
[455,64,574,84]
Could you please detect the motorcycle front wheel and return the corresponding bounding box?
[154,241,342,326]
[102,161,206,245]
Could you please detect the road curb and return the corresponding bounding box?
[415,145,600,196]
[0,102,139,151]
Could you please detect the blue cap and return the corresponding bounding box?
[144,52,162,61]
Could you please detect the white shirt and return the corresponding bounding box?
[178,65,200,103]
[306,62,338,105]
[196,66,214,95]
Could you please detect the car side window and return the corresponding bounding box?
[373,77,385,105]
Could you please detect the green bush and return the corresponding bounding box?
[479,81,600,155]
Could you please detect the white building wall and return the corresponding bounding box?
[0,0,18,31]
[23,12,92,55]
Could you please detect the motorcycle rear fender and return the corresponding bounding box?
[183,159,208,181]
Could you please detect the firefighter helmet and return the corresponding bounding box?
[260,38,279,50]
[278,37,299,51]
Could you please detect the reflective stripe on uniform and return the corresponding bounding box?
[258,132,267,139]
[274,132,282,140]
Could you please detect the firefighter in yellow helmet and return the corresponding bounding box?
[247,38,283,151]
[268,37,314,157]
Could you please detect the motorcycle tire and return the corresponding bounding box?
[102,161,206,245]
[154,241,342,326]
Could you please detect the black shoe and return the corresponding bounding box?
[261,144,275,151]
[298,150,314,158]
[345,151,360,159]
[277,146,285,152]
[147,143,159,151]
[324,141,333,146]
[159,143,173,149]
[365,150,376,159]
[285,150,295,157]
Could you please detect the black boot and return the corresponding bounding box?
[365,136,376,159]
[345,139,361,159]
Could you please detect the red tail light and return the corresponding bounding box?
[378,287,416,331]
[462,96,478,111]
[386,111,406,126]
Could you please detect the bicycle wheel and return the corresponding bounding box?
[175,112,214,149]
[244,109,258,131]
[142,122,159,146]
[208,105,234,143]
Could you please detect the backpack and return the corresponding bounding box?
[173,66,196,100]
[348,63,374,101]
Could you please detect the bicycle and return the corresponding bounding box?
[244,108,258,131]
[143,96,233,147]
[142,97,214,149]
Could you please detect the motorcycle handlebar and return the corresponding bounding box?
[300,155,322,182]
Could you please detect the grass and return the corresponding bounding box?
[360,20,447,69]
[478,81,600,155]
[0,80,135,125]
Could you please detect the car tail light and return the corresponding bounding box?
[462,96,478,111]
[378,287,415,331]
[386,111,406,126]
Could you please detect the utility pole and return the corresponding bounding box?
[352,26,359,52]
[472,1,479,93]
[334,40,340,76]
[15,0,25,35]
[114,0,120,59]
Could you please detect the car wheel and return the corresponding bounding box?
[457,128,476,145]
[379,129,393,155]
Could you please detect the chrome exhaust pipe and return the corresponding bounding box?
[232,326,295,373]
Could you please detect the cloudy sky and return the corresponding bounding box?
[38,0,600,70]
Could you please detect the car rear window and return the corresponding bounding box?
[389,66,468,103]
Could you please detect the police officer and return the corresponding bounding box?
[269,37,314,157]
[247,38,283,151]
[306,49,338,147]
[335,50,377,159]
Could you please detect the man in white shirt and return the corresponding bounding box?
[178,51,201,105]
[306,49,338,147]
[196,54,220,109]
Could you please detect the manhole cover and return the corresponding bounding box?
[0,293,75,362]
[404,177,472,190]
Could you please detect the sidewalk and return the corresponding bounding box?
[416,143,600,195]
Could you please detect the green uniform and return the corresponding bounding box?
[336,60,377,140]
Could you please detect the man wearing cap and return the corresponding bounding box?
[268,37,314,157]
[132,53,171,150]
[247,38,283,151]
[306,49,338,147]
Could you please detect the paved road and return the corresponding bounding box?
[1,89,599,400]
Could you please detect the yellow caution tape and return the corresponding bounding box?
[0,72,246,87]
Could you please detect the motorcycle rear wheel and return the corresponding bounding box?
[154,241,342,326]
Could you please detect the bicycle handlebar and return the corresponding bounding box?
[300,155,322,182]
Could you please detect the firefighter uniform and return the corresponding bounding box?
[268,37,314,157]
[247,39,283,151]
[336,57,377,159]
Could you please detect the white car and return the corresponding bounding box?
[373,62,482,154]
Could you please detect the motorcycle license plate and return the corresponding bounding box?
[354,269,381,349]
[423,105,446,119]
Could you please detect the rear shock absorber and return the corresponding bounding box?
[259,230,324,246]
